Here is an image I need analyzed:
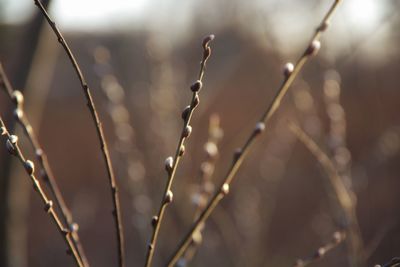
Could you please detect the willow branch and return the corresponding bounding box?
[0,62,89,266]
[144,35,215,267]
[33,1,125,266]
[167,1,343,265]
[0,117,83,267]
[288,122,363,266]
[293,231,346,267]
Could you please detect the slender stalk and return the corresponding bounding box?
[144,35,215,267]
[288,122,363,266]
[0,117,83,267]
[293,231,346,267]
[33,1,125,266]
[167,1,342,265]
[182,114,223,264]
[376,258,400,267]
[0,62,89,267]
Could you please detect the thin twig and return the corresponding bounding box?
[376,257,400,267]
[167,1,343,265]
[288,122,363,266]
[0,117,83,267]
[33,1,125,266]
[293,231,346,267]
[0,62,89,266]
[144,34,215,267]
[182,114,223,264]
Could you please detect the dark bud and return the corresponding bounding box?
[183,125,192,138]
[179,145,185,156]
[164,190,173,204]
[181,105,191,121]
[44,200,53,213]
[24,160,35,175]
[190,80,203,92]
[151,216,158,227]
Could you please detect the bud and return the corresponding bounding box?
[44,200,53,213]
[183,125,192,138]
[69,223,79,232]
[165,157,174,174]
[181,106,191,121]
[254,122,266,135]
[283,62,294,78]
[306,40,321,56]
[190,80,203,92]
[24,160,35,175]
[12,90,24,107]
[318,21,329,32]
[233,148,242,162]
[179,145,185,156]
[315,247,326,258]
[221,183,230,195]
[9,135,18,144]
[165,190,173,204]
[151,216,158,227]
[6,139,16,155]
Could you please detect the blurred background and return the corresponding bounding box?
[0,0,399,266]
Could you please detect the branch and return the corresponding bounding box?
[144,34,215,267]
[0,62,89,266]
[167,1,343,265]
[33,1,125,266]
[288,122,363,266]
[293,231,346,267]
[0,117,83,267]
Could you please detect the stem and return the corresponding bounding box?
[0,117,83,267]
[33,1,125,266]
[144,35,215,267]
[293,231,346,267]
[0,62,89,267]
[167,1,342,265]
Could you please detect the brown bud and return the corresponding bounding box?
[306,40,321,56]
[151,216,158,227]
[183,125,192,138]
[179,145,185,156]
[283,62,294,78]
[69,223,79,232]
[165,190,173,204]
[317,21,329,32]
[254,122,266,135]
[165,157,174,174]
[6,139,16,155]
[24,160,35,175]
[315,247,326,258]
[190,80,203,92]
[181,106,191,121]
[233,148,242,162]
[44,200,53,213]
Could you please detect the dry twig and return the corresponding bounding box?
[288,122,363,266]
[0,117,83,267]
[144,34,215,267]
[33,1,125,266]
[167,1,343,265]
[0,62,89,266]
[293,231,346,267]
